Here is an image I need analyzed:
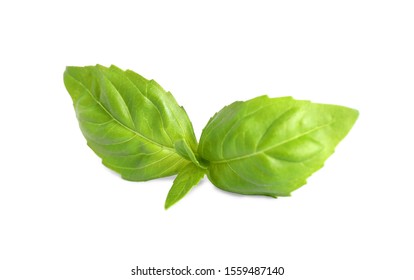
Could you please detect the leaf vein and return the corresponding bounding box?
[104,152,177,170]
[213,121,333,164]
[66,72,175,153]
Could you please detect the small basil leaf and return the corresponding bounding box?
[165,163,205,209]
[174,139,207,169]
[63,65,197,181]
[198,95,358,197]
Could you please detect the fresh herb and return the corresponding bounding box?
[64,65,358,209]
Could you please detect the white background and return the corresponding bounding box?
[1,1,413,279]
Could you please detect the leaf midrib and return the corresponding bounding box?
[67,71,176,153]
[210,121,333,164]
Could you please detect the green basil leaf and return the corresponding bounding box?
[174,139,207,169]
[164,163,205,209]
[63,65,197,181]
[198,96,358,197]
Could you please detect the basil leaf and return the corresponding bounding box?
[64,65,359,209]
[63,65,197,181]
[164,163,205,209]
[198,96,358,197]
[174,139,207,169]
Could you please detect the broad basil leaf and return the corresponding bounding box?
[198,96,358,197]
[64,65,197,181]
[165,163,205,209]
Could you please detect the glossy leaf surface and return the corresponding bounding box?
[64,65,197,181]
[199,96,358,197]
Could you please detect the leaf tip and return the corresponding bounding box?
[63,66,75,79]
[345,106,360,129]
[164,200,172,210]
[353,108,360,119]
[164,192,179,210]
